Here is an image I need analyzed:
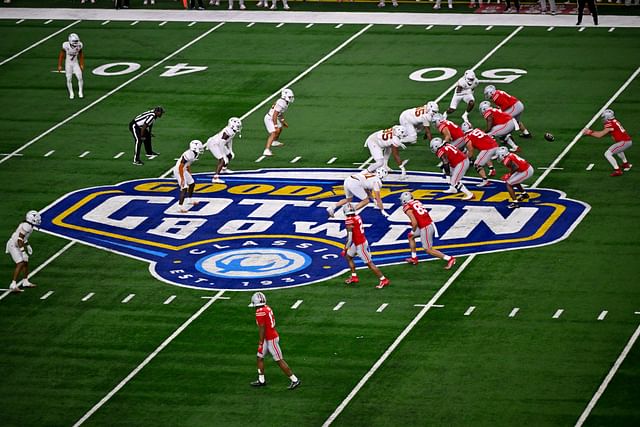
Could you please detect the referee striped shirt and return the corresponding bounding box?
[133,110,157,127]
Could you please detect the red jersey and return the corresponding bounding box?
[438,120,464,141]
[483,107,512,126]
[491,90,518,111]
[437,144,467,167]
[503,153,531,173]
[345,214,367,246]
[255,305,279,340]
[604,119,631,142]
[403,199,433,229]
[463,128,498,151]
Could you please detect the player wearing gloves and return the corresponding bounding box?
[326,168,390,219]
[206,117,242,184]
[484,85,531,138]
[433,113,466,150]
[461,123,499,187]
[430,137,474,200]
[398,101,438,144]
[445,70,478,124]
[249,292,300,390]
[479,101,520,153]
[583,109,633,177]
[496,146,534,209]
[400,192,456,269]
[6,210,41,293]
[341,204,389,289]
[364,125,409,179]
[57,33,84,99]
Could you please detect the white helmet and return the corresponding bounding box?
[461,121,473,133]
[432,113,445,126]
[430,137,445,153]
[228,117,242,132]
[496,146,509,161]
[281,88,295,103]
[400,191,413,205]
[342,203,356,216]
[375,167,388,180]
[464,70,476,85]
[68,33,80,47]
[601,109,615,121]
[189,139,204,154]
[26,210,41,226]
[484,85,496,100]
[248,291,267,307]
[479,101,492,114]
[392,125,408,140]
[426,101,439,113]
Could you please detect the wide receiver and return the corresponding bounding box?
[583,109,633,177]
[173,140,204,213]
[400,192,456,269]
[57,33,84,99]
[6,211,41,293]
[206,117,242,184]
[263,88,294,157]
[496,146,534,209]
[341,204,390,289]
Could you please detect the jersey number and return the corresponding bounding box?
[381,128,394,141]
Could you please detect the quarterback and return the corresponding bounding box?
[6,211,40,293]
[57,33,84,99]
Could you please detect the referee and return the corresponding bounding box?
[577,0,598,26]
[130,106,164,166]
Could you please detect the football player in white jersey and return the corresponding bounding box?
[445,70,478,124]
[364,125,408,178]
[398,101,438,144]
[263,88,294,156]
[206,117,242,184]
[173,140,204,213]
[57,33,84,100]
[6,211,41,293]
[326,168,390,219]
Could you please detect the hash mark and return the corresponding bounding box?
[486,25,493,31]
[79,151,90,158]
[608,27,615,33]
[598,310,608,321]
[291,300,303,309]
[16,19,25,24]
[553,309,564,319]
[276,23,284,28]
[188,21,197,27]
[395,25,403,30]
[327,157,337,164]
[82,292,95,302]
[44,20,53,25]
[464,306,476,316]
[101,20,110,25]
[426,25,433,30]
[306,23,314,28]
[377,303,389,313]
[44,150,55,157]
[547,27,554,32]
[130,21,139,26]
[509,307,520,318]
[159,21,167,26]
[333,301,345,311]
[290,156,301,163]
[586,163,594,171]
[255,155,265,162]
[40,291,54,300]
[247,22,255,27]
[114,152,125,159]
[579,27,586,32]
[454,25,462,31]
[122,293,135,304]
[163,295,176,305]
[335,24,343,28]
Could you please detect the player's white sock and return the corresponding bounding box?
[618,152,628,163]
[66,78,74,98]
[604,150,619,169]
[444,255,451,261]
[411,251,416,258]
[289,374,298,382]
[505,135,518,149]
[78,77,84,98]
[258,374,265,383]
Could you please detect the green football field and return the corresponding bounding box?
[0,13,639,427]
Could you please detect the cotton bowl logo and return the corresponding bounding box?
[37,168,589,291]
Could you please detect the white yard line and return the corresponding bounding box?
[73,290,228,427]
[291,299,304,309]
[575,324,640,427]
[0,22,226,166]
[0,20,81,67]
[533,66,640,188]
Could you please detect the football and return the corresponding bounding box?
[544,132,555,142]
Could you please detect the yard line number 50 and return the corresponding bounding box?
[409,67,527,84]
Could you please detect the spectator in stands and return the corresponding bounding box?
[190,0,205,8]
[115,0,130,8]
[577,0,598,25]
[504,0,520,12]
[539,0,557,14]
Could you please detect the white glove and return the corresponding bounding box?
[26,245,33,256]
[230,151,235,160]
[396,142,407,150]
[399,166,407,180]
[380,209,390,218]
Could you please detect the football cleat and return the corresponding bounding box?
[445,257,456,270]
[508,202,520,209]
[488,169,496,177]
[20,280,36,288]
[288,380,301,390]
[520,132,533,139]
[132,160,144,166]
[509,146,521,153]
[375,278,390,289]
[517,193,530,201]
[211,175,225,184]
[9,283,23,293]
[443,187,457,194]
[326,205,335,218]
[622,162,632,171]
[262,149,273,157]
[345,276,359,284]
[250,380,267,387]
[462,192,474,200]
[610,169,623,177]
[477,181,492,188]
[271,141,283,147]
[405,257,419,265]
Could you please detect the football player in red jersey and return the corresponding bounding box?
[432,113,466,150]
[341,204,389,289]
[496,146,534,209]
[461,122,498,187]
[430,137,474,200]
[479,101,520,153]
[484,85,531,139]
[583,109,633,177]
[400,192,456,269]
[249,292,300,390]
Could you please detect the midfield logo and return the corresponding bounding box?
[39,169,590,291]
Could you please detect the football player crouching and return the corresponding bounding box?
[479,101,520,153]
[445,70,478,124]
[398,101,439,144]
[430,137,474,200]
[6,211,41,293]
[326,167,389,219]
[400,192,456,269]
[583,109,633,177]
[206,117,242,184]
[173,140,204,213]
[496,146,534,209]
[364,125,409,179]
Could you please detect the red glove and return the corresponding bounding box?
[407,231,414,239]
[501,173,511,182]
[257,343,264,354]
[584,129,593,136]
[340,249,346,257]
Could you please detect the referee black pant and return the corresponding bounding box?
[577,0,598,25]
[129,121,153,163]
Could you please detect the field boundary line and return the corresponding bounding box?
[533,65,640,187]
[322,26,523,426]
[0,20,81,67]
[575,324,640,427]
[72,290,228,427]
[0,22,226,167]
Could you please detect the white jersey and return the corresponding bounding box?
[365,129,402,149]
[207,126,237,160]
[174,149,198,170]
[353,171,382,192]
[455,77,478,96]
[399,105,436,129]
[62,41,83,64]
[266,98,289,121]
[7,222,33,247]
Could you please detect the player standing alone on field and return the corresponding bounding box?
[249,292,301,390]
[263,88,294,157]
[341,204,390,289]
[445,70,478,124]
[57,33,84,100]
[206,117,242,183]
[173,140,204,213]
[583,109,632,177]
[400,192,457,269]
[5,211,41,293]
